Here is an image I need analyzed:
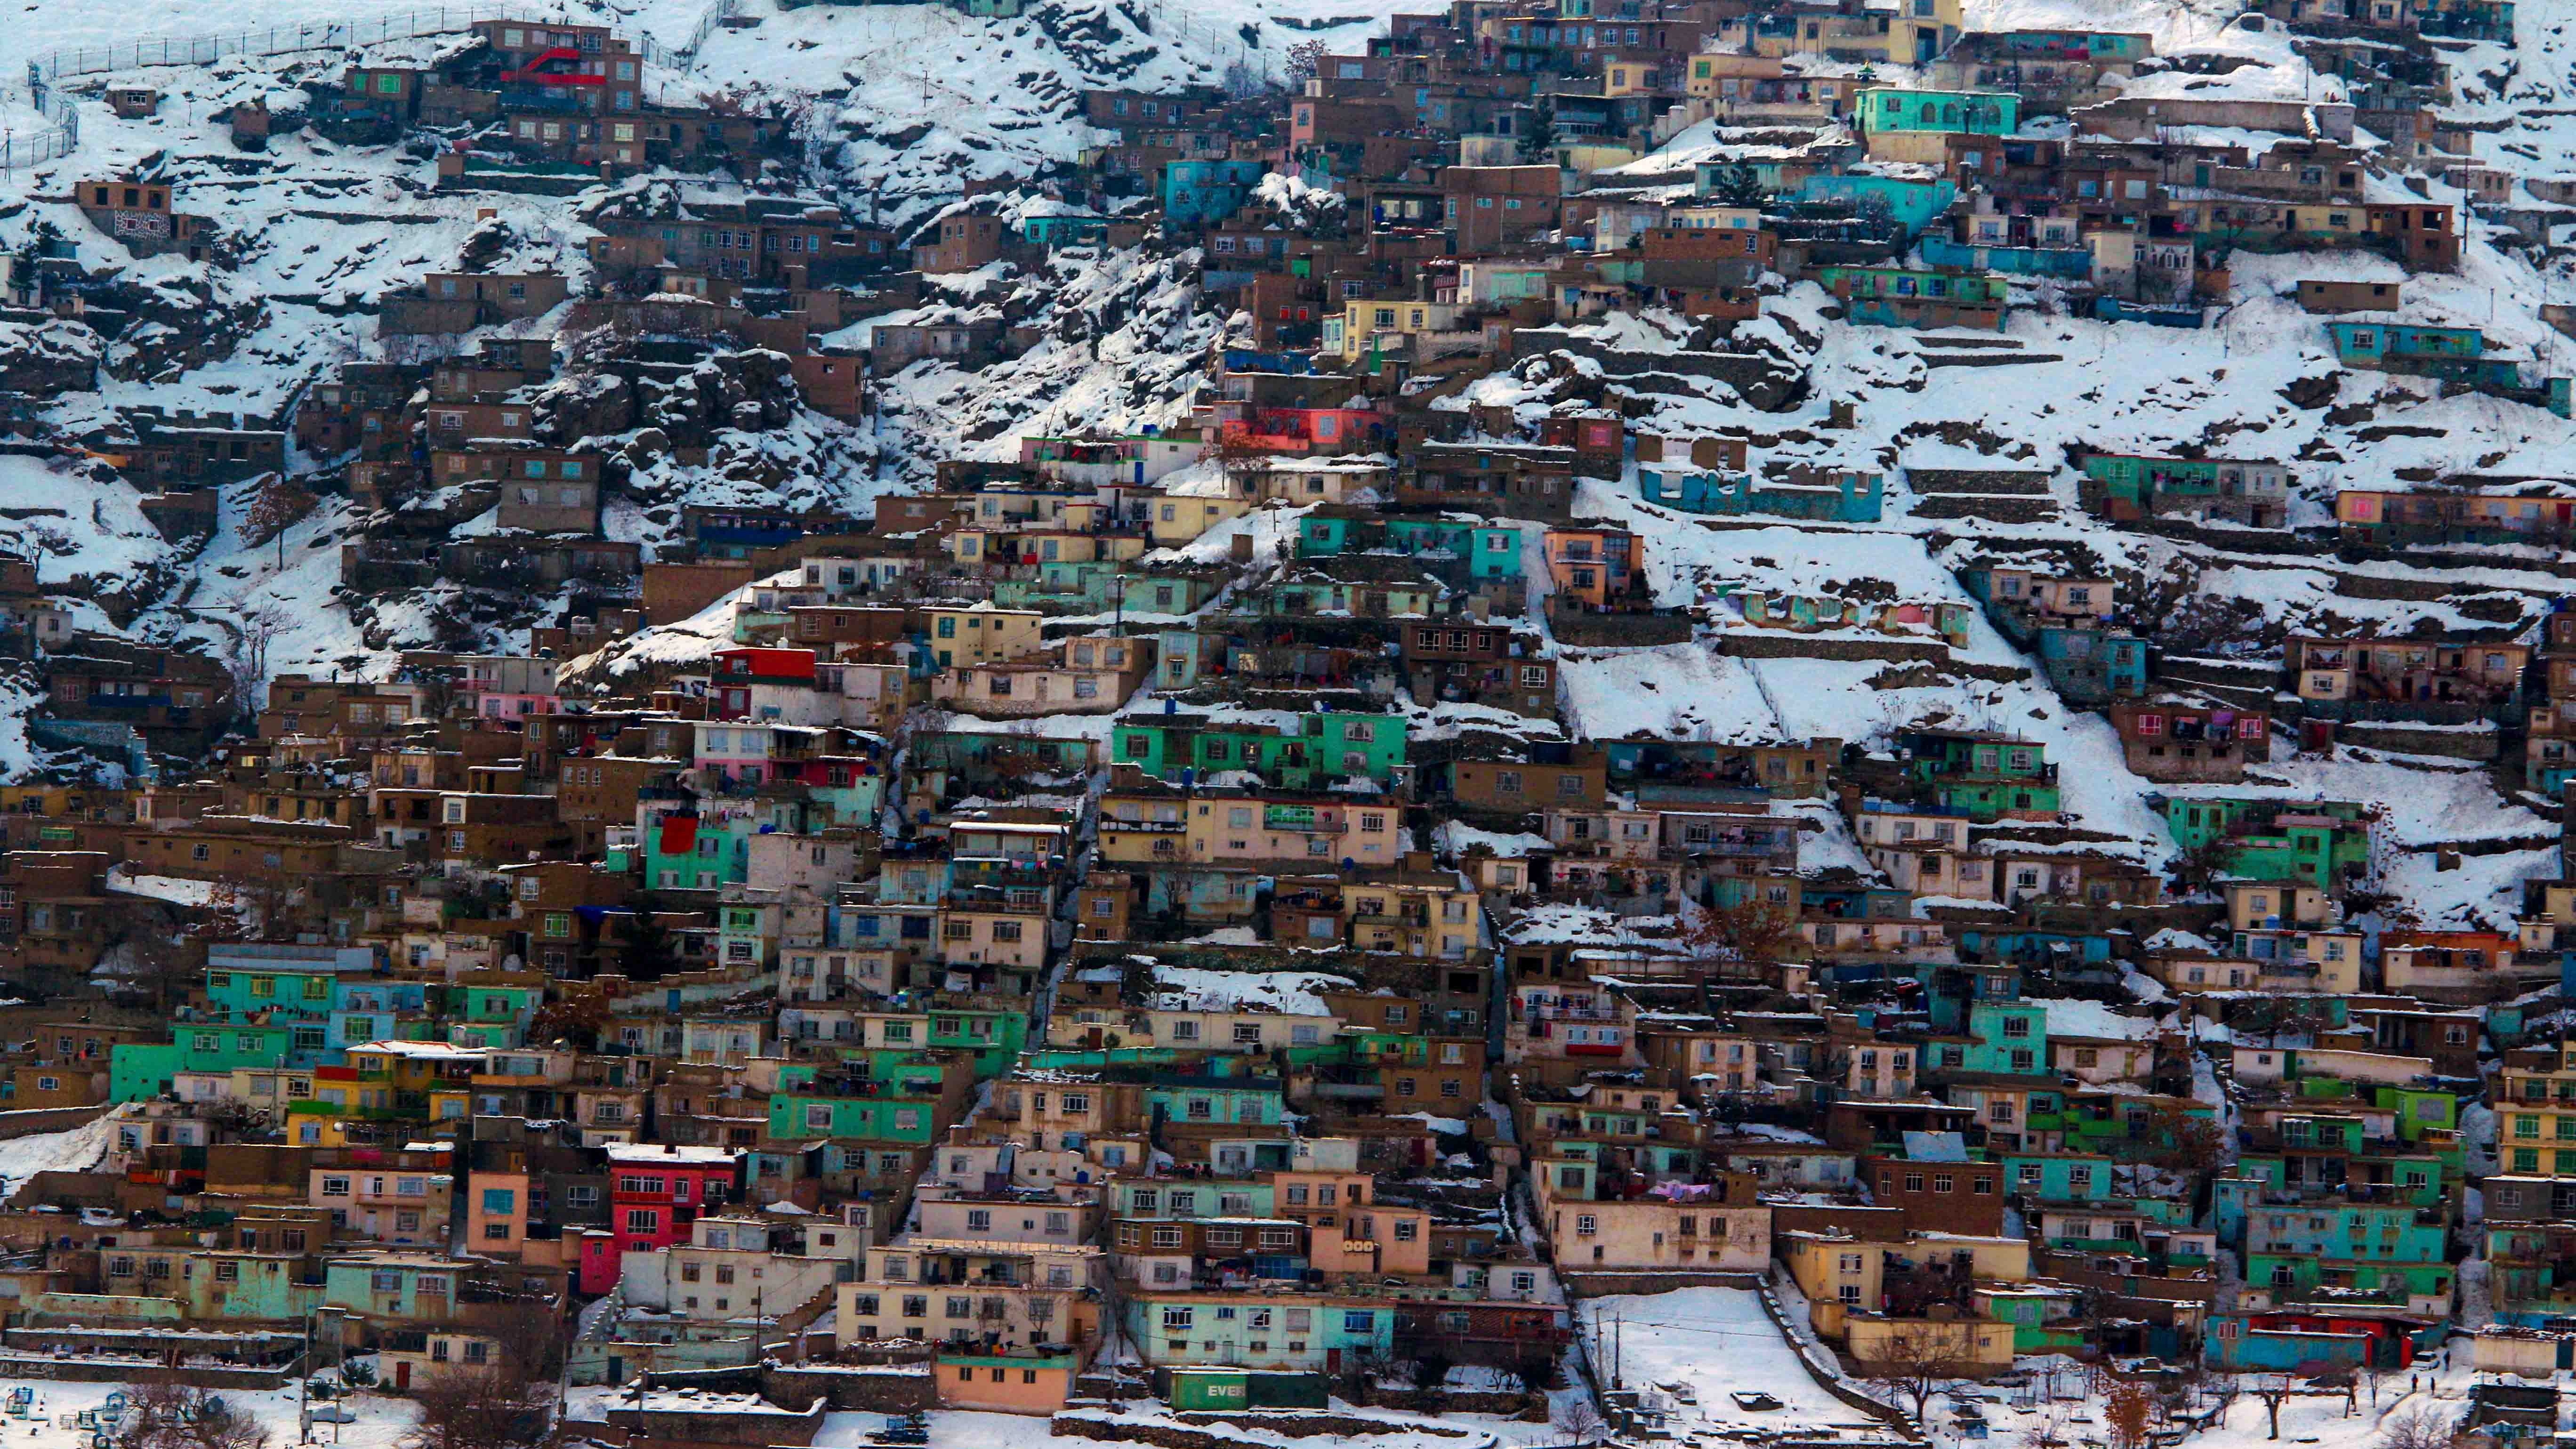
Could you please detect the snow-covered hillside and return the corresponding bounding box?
[0,0,2568,931]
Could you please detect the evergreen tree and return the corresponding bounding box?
[1713,162,1767,209]
[624,891,680,981]
[1518,101,1556,162]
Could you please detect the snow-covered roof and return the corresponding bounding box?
[1147,966,1354,1017]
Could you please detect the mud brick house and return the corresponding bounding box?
[75,175,213,260]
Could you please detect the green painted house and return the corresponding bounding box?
[322,1255,477,1323]
[2001,1152,2117,1202]
[1147,1071,1286,1129]
[1111,710,1408,789]
[1108,1178,1277,1218]
[1898,729,2059,820]
[2151,795,2372,886]
[1857,87,2021,136]
[1123,1293,1396,1370]
[768,1091,945,1145]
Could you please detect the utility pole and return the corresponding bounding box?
[297,1312,313,1445]
[1610,1305,1623,1390]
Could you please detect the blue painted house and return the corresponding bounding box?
[1020,212,1113,248]
[1790,173,1957,240]
[1640,464,1883,522]
[1166,161,1268,228]
[2001,1152,2117,1203]
[1921,234,2092,278]
[2035,627,2149,706]
[2326,320,2523,387]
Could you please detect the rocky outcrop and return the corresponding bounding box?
[0,317,103,395]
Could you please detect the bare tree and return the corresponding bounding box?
[2377,1402,2456,1449]
[241,475,317,551]
[1554,1395,1607,1445]
[207,877,297,942]
[529,982,612,1048]
[1283,39,1328,86]
[1680,896,1803,972]
[1865,1320,1978,1423]
[2168,834,2236,897]
[2105,1380,2155,1449]
[220,599,292,715]
[2250,1375,2295,1441]
[2149,1102,2231,1175]
[102,896,197,1012]
[122,1384,271,1449]
[1871,1322,1981,1425]
[1205,427,1274,501]
[402,1368,550,1449]
[2019,1404,2072,1449]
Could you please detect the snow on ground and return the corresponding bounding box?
[0,1109,115,1198]
[1940,1355,2478,1449]
[811,1403,1572,1449]
[1434,821,1553,858]
[2155,748,2557,926]
[1576,1287,1887,1434]
[2041,997,2162,1041]
[2443,0,2576,175]
[1785,798,1875,875]
[2161,749,2552,849]
[1557,643,1783,744]
[1148,964,1356,1016]
[0,1380,416,1449]
[104,867,226,907]
[0,455,173,589]
[1746,652,2173,864]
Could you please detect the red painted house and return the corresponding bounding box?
[712,647,819,721]
[606,1143,739,1271]
[1216,404,1393,456]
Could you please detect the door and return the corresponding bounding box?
[394,1361,410,1390]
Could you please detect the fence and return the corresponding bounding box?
[8,0,738,170]
[0,86,79,172]
[26,0,740,85]
[34,8,527,80]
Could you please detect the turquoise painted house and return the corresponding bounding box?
[113,1021,304,1101]
[1388,518,1522,580]
[2326,320,2523,387]
[1295,514,1522,579]
[1857,87,2021,136]
[1148,1071,1286,1128]
[1021,213,1111,247]
[1122,1293,1397,1370]
[1790,173,1957,239]
[1956,999,2051,1077]
[2002,1152,2117,1202]
[1640,464,1882,522]
[1814,265,2009,330]
[322,1256,476,1324]
[1109,1179,1279,1218]
[1920,234,2092,278]
[768,1091,944,1145]
[1166,160,1267,227]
